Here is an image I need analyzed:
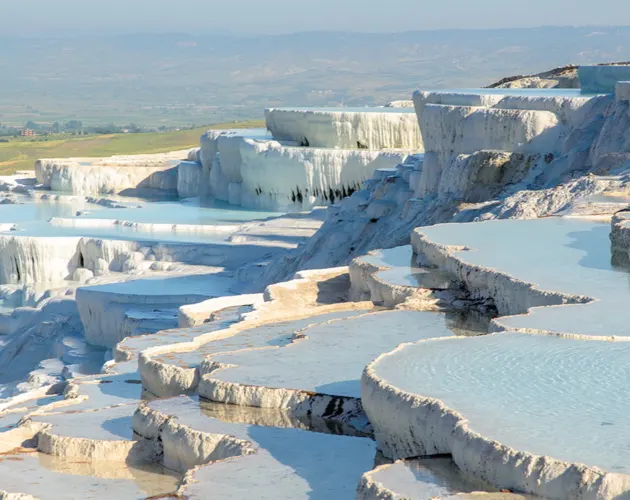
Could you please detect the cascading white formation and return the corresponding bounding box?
[259,76,630,288]
[411,89,599,199]
[264,107,423,150]
[5,66,630,499]
[35,151,187,195]
[34,108,421,211]
[190,106,423,211]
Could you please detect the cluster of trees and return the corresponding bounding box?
[0,121,191,140]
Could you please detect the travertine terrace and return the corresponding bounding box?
[2,65,630,499]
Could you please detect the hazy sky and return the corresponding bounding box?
[2,0,630,36]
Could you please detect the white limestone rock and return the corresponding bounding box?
[0,236,81,284]
[349,245,455,308]
[265,107,423,150]
[239,139,409,210]
[71,268,94,284]
[199,129,272,199]
[176,160,203,198]
[258,90,630,288]
[133,396,375,499]
[362,332,630,499]
[76,273,230,348]
[179,294,264,327]
[35,151,186,195]
[357,458,532,500]
[200,126,409,210]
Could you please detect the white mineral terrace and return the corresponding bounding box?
[349,245,455,307]
[3,67,630,499]
[357,457,533,500]
[135,395,376,499]
[264,107,423,150]
[199,128,411,211]
[359,216,630,499]
[200,310,471,404]
[413,217,630,337]
[35,151,188,195]
[579,65,630,93]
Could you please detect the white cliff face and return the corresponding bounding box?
[264,108,423,150]
[0,232,252,288]
[0,236,155,286]
[0,236,82,285]
[239,139,409,210]
[413,103,562,198]
[421,104,560,157]
[413,90,593,126]
[36,163,178,195]
[35,151,186,195]
[198,129,272,202]
[412,90,610,198]
[76,273,232,348]
[177,161,203,198]
[199,127,409,210]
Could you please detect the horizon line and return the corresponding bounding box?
[2,24,630,40]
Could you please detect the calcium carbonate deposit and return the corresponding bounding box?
[3,64,630,499]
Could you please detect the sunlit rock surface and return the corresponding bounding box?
[135,396,376,499]
[35,151,187,195]
[198,310,487,436]
[413,217,630,337]
[265,107,423,150]
[76,273,234,348]
[362,217,630,499]
[349,245,457,308]
[199,127,409,211]
[144,309,367,398]
[239,139,409,210]
[358,458,533,500]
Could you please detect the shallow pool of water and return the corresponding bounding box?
[0,196,282,244]
[361,246,454,289]
[210,310,479,399]
[418,217,630,338]
[374,332,630,474]
[154,310,369,369]
[149,396,376,500]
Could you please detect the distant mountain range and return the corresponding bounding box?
[2,26,630,127]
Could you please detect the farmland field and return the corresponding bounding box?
[0,121,264,174]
